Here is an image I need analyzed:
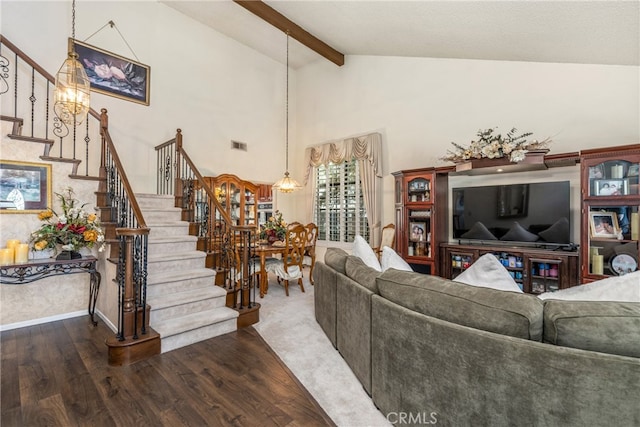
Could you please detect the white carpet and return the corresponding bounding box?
[253,275,391,427]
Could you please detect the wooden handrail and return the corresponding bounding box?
[100,109,147,229]
[0,34,100,121]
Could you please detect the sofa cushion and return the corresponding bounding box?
[324,247,349,275]
[376,269,544,340]
[352,235,382,271]
[345,255,382,294]
[381,247,413,272]
[538,271,640,302]
[500,222,539,242]
[454,253,523,293]
[543,300,640,358]
[461,221,497,240]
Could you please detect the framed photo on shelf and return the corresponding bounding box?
[409,222,427,242]
[0,160,51,213]
[594,179,628,196]
[589,211,620,239]
[627,164,639,177]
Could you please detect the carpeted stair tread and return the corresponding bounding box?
[153,308,238,338]
[147,251,206,263]
[148,235,198,244]
[148,286,226,310]
[147,268,215,284]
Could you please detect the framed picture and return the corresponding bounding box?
[594,179,627,196]
[0,160,52,213]
[409,222,426,242]
[589,211,620,239]
[71,38,150,106]
[627,164,639,177]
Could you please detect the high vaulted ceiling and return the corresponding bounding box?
[162,1,639,69]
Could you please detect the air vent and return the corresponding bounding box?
[231,140,248,151]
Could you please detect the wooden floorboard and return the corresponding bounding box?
[1,316,335,427]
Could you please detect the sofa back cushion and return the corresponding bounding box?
[543,300,640,357]
[324,247,349,275]
[345,255,381,294]
[376,269,544,340]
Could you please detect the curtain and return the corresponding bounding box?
[303,132,383,245]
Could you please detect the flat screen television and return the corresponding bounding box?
[452,181,572,247]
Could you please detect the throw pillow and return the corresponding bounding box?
[352,235,382,272]
[454,253,523,293]
[381,246,413,272]
[500,222,539,242]
[538,217,570,243]
[538,271,640,302]
[461,221,497,240]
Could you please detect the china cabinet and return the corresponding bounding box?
[203,174,258,227]
[392,167,450,275]
[580,144,640,282]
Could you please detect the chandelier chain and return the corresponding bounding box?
[285,30,289,172]
[71,0,76,40]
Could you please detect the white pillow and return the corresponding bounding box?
[453,253,523,293]
[538,271,640,301]
[381,246,413,272]
[352,235,382,272]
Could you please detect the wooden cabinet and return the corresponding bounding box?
[580,144,640,282]
[392,167,450,275]
[204,174,258,227]
[440,243,580,294]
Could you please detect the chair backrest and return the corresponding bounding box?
[380,223,396,250]
[284,223,307,273]
[287,221,302,230]
[304,222,318,255]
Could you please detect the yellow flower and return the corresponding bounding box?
[83,230,98,243]
[87,213,97,223]
[38,210,53,221]
[34,240,48,250]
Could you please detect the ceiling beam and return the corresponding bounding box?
[233,0,345,66]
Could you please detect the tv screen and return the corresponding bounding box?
[452,181,571,246]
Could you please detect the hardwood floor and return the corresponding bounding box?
[1,316,335,426]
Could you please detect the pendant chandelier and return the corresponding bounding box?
[54,0,91,125]
[273,30,302,193]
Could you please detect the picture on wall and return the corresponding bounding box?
[71,38,150,106]
[0,160,51,213]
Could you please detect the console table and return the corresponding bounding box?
[0,256,101,326]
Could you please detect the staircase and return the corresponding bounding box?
[138,193,238,353]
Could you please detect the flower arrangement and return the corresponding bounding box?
[441,127,552,163]
[259,210,287,242]
[30,187,105,254]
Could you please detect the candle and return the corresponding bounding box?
[6,239,20,251]
[15,243,29,263]
[631,212,639,240]
[612,165,624,179]
[0,248,13,266]
[592,255,604,275]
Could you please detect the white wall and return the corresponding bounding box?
[294,55,640,227]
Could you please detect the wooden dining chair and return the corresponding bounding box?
[373,223,396,259]
[265,223,307,296]
[303,222,319,285]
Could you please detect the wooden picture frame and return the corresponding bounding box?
[71,38,150,106]
[589,211,620,239]
[409,221,426,242]
[0,160,52,213]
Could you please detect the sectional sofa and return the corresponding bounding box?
[313,248,640,426]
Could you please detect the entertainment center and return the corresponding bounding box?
[393,144,640,293]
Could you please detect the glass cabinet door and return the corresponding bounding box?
[244,188,255,225]
[406,177,431,203]
[407,207,432,258]
[587,159,639,197]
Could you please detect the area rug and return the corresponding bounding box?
[253,276,390,427]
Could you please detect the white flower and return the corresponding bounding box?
[59,215,68,224]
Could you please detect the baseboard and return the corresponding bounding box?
[0,310,87,331]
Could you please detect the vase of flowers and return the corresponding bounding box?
[441,127,551,163]
[29,187,105,259]
[259,210,287,243]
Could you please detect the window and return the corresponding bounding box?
[314,160,370,243]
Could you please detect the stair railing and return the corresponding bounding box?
[99,109,151,341]
[155,131,257,311]
[0,34,102,179]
